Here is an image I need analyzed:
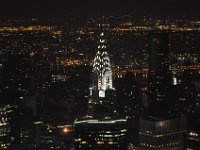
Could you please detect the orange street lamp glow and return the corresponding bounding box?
[63,127,73,133]
[63,128,69,133]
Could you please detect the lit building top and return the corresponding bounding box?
[74,118,127,125]
[90,32,114,98]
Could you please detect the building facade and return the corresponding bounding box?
[148,32,170,117]
[74,119,127,150]
[139,117,187,150]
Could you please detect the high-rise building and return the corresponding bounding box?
[74,27,127,150]
[148,32,170,117]
[88,31,116,118]
[0,105,11,150]
[139,117,187,150]
[138,32,187,150]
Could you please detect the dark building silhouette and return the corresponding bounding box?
[138,32,187,150]
[148,32,170,117]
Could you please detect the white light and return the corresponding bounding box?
[99,90,105,98]
[173,77,177,85]
[91,33,115,98]
[74,119,127,124]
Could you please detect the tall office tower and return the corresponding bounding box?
[88,31,116,118]
[148,32,170,117]
[0,105,11,150]
[138,32,187,150]
[74,25,127,150]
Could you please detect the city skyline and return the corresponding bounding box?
[0,1,200,149]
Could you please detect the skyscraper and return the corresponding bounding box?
[74,25,127,150]
[88,31,116,118]
[138,32,187,150]
[148,32,169,117]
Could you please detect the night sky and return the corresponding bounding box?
[1,0,200,19]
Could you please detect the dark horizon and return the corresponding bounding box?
[1,0,200,20]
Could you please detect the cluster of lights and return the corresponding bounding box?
[189,132,199,137]
[91,32,114,97]
[0,106,11,149]
[140,141,181,148]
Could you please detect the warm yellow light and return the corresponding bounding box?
[62,127,72,134]
[34,121,43,125]
[63,128,69,133]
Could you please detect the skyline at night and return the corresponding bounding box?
[0,1,200,150]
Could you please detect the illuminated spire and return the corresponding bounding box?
[90,32,114,97]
